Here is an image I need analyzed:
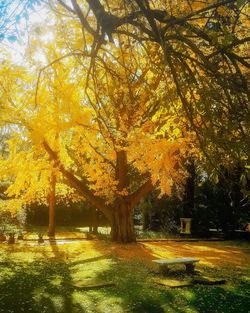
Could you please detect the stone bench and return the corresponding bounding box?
[153,257,199,274]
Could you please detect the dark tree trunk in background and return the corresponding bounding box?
[89,208,98,234]
[183,159,196,218]
[143,210,150,231]
[219,165,244,235]
[93,212,98,234]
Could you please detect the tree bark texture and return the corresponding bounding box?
[110,203,136,243]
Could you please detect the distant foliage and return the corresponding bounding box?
[192,175,250,235]
[141,190,182,234]
[26,201,107,227]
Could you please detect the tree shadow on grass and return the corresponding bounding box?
[89,259,184,313]
[69,255,112,267]
[0,260,71,312]
[0,241,85,313]
[0,241,249,313]
[190,283,250,313]
[92,258,250,313]
[0,243,173,313]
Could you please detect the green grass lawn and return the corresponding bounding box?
[22,225,181,239]
[0,240,249,313]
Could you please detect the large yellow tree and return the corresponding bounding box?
[2,0,249,242]
[0,33,196,242]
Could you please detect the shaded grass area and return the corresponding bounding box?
[0,242,249,313]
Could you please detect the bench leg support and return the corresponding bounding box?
[185,264,195,274]
[160,265,170,275]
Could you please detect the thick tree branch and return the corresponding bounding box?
[129,179,153,209]
[70,0,101,40]
[134,0,161,43]
[162,0,235,30]
[43,140,112,219]
[116,150,128,192]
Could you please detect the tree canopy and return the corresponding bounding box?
[51,0,249,166]
[0,23,199,241]
[0,0,249,242]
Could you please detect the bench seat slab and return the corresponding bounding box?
[153,258,199,275]
[153,258,199,265]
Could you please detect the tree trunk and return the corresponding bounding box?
[89,208,98,234]
[89,226,93,232]
[43,142,153,243]
[93,209,98,234]
[143,210,150,231]
[183,159,195,218]
[48,172,56,237]
[111,204,136,243]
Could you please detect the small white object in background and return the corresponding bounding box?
[180,218,192,234]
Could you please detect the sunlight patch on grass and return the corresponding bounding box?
[142,242,176,259]
[0,240,249,313]
[182,290,196,301]
[72,291,103,313]
[70,258,114,282]
[32,287,46,302]
[49,275,63,287]
[184,244,229,253]
[96,295,124,313]
[0,267,17,281]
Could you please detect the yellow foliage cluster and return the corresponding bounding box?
[0,11,200,209]
[0,199,23,217]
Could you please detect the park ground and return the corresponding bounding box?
[0,237,249,313]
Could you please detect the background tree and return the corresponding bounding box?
[182,159,196,218]
[52,0,249,173]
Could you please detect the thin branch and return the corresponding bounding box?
[57,0,76,14]
[70,0,102,40]
[35,51,90,107]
